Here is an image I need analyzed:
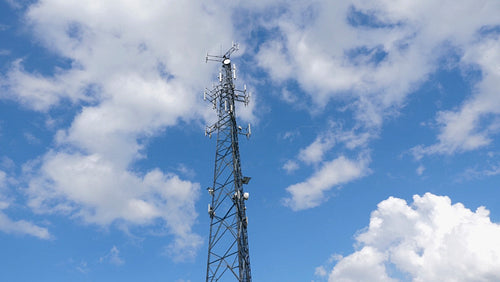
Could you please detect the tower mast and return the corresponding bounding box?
[204,43,252,282]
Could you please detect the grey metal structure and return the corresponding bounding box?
[204,43,252,282]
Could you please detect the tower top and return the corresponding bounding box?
[206,42,239,63]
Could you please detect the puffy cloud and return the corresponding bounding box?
[0,0,245,258]
[256,0,432,127]
[325,193,500,281]
[283,155,369,211]
[26,151,202,259]
[0,0,236,116]
[330,247,397,282]
[260,0,500,211]
[256,0,500,149]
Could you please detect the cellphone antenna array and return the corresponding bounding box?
[204,42,252,282]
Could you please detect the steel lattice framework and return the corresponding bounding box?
[204,43,252,282]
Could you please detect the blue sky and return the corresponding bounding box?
[1,0,500,281]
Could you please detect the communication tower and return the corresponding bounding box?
[204,43,252,282]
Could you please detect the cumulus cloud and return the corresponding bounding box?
[283,155,369,211]
[255,0,500,211]
[324,193,500,281]
[256,0,500,153]
[26,152,202,259]
[0,0,243,258]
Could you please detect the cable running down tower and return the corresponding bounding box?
[204,43,252,282]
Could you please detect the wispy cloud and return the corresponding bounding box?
[283,155,370,211]
[0,170,50,239]
[0,211,51,239]
[282,120,374,210]
[99,246,124,266]
[416,165,425,176]
[459,163,500,181]
[412,41,500,157]
[0,49,11,56]
[282,160,299,174]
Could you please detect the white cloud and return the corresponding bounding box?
[0,170,11,210]
[256,0,500,151]
[75,260,89,274]
[296,122,373,167]
[256,0,433,127]
[0,170,5,187]
[284,121,374,210]
[256,40,293,82]
[325,193,500,281]
[0,170,50,239]
[282,130,300,141]
[0,0,247,259]
[255,0,500,212]
[283,155,369,211]
[460,163,500,181]
[330,247,397,282]
[99,246,124,266]
[298,134,336,165]
[281,88,298,103]
[416,165,425,176]
[26,151,202,260]
[315,265,328,277]
[4,0,25,9]
[413,37,500,157]
[282,160,299,173]
[0,59,87,111]
[0,211,51,239]
[165,232,204,263]
[13,0,233,108]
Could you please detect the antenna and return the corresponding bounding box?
[204,42,252,282]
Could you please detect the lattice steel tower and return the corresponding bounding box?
[204,43,252,282]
